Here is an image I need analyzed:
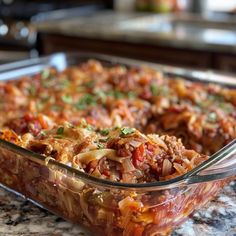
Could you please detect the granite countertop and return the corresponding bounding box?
[1,181,236,236]
[35,11,236,53]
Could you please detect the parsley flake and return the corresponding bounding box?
[28,86,36,96]
[75,94,97,110]
[209,94,224,102]
[99,138,109,143]
[62,94,73,104]
[85,80,95,88]
[51,105,62,111]
[56,127,64,135]
[60,79,70,88]
[97,143,104,149]
[86,125,94,131]
[207,112,217,122]
[96,91,107,103]
[128,91,137,99]
[120,127,135,136]
[41,69,50,80]
[150,84,168,96]
[150,84,158,96]
[99,129,109,136]
[107,90,124,99]
[113,91,125,99]
[40,130,47,136]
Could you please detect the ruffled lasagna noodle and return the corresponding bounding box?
[0,123,208,183]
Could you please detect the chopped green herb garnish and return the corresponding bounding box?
[40,130,47,136]
[83,94,97,105]
[41,69,50,80]
[28,86,36,96]
[113,91,125,99]
[196,101,206,108]
[79,119,95,131]
[62,94,73,104]
[150,84,168,96]
[99,129,109,136]
[85,80,95,88]
[60,79,70,88]
[42,80,54,88]
[219,102,234,114]
[161,87,169,95]
[96,91,107,103]
[86,125,94,131]
[97,143,104,149]
[51,105,62,111]
[36,103,43,111]
[96,90,136,100]
[207,112,217,122]
[196,99,213,110]
[77,86,86,93]
[99,138,109,143]
[128,91,137,99]
[41,97,50,103]
[150,84,158,96]
[56,127,64,135]
[218,102,225,109]
[209,94,224,102]
[75,103,86,110]
[120,127,135,136]
[107,90,125,99]
[75,94,97,110]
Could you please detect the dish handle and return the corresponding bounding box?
[185,139,236,184]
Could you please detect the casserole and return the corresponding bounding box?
[0,53,236,236]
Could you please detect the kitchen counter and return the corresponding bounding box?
[36,11,236,54]
[1,181,236,236]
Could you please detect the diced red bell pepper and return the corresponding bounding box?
[132,144,145,167]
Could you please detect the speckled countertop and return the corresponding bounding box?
[0,181,236,236]
[35,11,236,53]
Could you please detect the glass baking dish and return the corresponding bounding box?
[0,53,236,236]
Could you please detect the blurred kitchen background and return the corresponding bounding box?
[1,0,236,72]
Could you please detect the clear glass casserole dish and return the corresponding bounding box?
[0,53,236,236]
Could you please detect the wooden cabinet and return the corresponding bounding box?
[38,33,236,73]
[214,54,236,73]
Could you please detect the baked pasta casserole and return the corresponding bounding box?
[0,59,235,236]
